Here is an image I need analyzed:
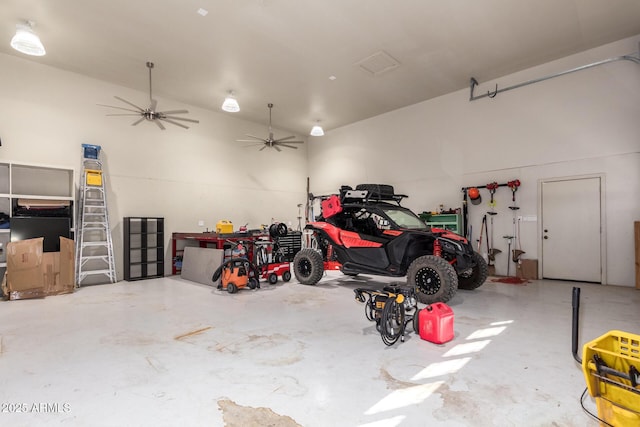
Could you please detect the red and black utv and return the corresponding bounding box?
[293,184,487,304]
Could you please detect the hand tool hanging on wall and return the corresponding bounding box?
[485,182,501,264]
[507,180,525,264]
[477,214,486,252]
[503,235,514,276]
[484,212,491,266]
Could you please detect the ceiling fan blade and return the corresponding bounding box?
[154,120,166,130]
[276,143,299,150]
[114,96,145,111]
[160,118,189,129]
[274,145,282,152]
[259,145,267,151]
[157,110,189,115]
[273,135,297,142]
[131,117,145,126]
[98,104,142,113]
[277,140,304,144]
[106,113,143,117]
[244,134,269,143]
[162,116,200,123]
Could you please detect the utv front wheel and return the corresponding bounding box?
[293,249,324,285]
[407,255,457,304]
[457,252,488,290]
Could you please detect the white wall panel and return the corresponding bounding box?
[309,36,640,286]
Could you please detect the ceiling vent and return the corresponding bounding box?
[356,50,400,76]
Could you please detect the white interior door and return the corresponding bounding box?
[541,177,602,283]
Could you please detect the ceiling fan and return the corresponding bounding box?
[237,103,304,151]
[98,62,199,130]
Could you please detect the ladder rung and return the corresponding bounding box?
[80,255,109,261]
[80,269,113,276]
[82,241,108,247]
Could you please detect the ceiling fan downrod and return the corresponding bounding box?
[146,61,154,104]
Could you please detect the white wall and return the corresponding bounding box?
[0,53,309,278]
[309,36,640,286]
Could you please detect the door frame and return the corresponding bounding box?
[537,173,607,284]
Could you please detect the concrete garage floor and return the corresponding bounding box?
[1,272,638,427]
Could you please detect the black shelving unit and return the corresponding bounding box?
[123,217,164,281]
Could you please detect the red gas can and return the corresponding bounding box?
[419,302,454,344]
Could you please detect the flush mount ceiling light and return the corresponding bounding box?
[11,21,46,56]
[310,121,324,136]
[221,92,240,112]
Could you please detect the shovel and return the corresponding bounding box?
[512,249,525,262]
[488,247,502,261]
[503,236,514,276]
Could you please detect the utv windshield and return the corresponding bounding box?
[381,206,429,230]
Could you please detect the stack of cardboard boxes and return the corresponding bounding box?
[1,237,75,300]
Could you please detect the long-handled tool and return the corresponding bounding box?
[486,182,501,264]
[507,179,525,263]
[507,180,524,273]
[484,213,492,266]
[487,212,501,263]
[503,235,514,276]
[477,214,486,252]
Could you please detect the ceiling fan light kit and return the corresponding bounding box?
[11,21,46,56]
[99,62,199,130]
[310,124,324,136]
[221,92,240,112]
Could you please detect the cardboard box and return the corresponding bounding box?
[517,259,538,280]
[5,237,75,300]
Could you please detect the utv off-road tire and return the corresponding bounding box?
[457,252,488,290]
[293,249,324,285]
[407,255,458,304]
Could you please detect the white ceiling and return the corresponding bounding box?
[2,0,640,135]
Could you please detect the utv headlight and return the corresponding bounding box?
[439,238,463,253]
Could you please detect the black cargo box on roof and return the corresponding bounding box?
[354,184,407,202]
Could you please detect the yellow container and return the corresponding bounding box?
[216,220,233,234]
[85,169,102,186]
[582,330,640,426]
